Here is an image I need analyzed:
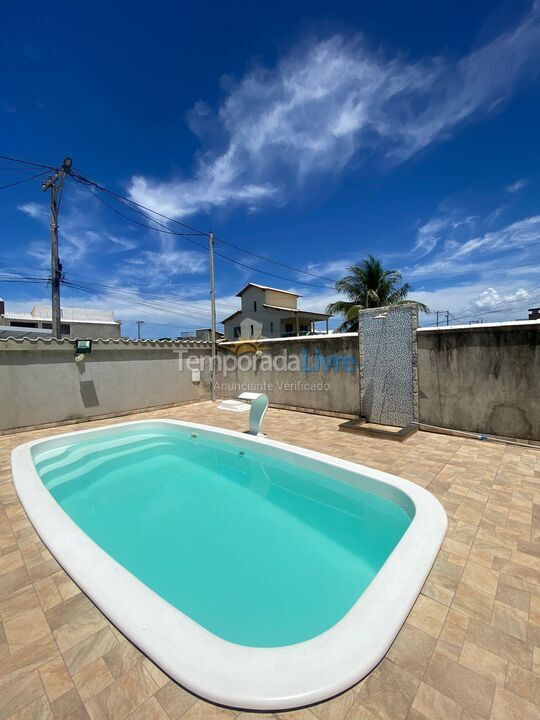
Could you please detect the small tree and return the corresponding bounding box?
[326,255,429,332]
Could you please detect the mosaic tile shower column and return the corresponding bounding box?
[358,304,418,426]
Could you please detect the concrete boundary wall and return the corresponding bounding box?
[216,334,360,415]
[417,322,540,441]
[0,338,212,432]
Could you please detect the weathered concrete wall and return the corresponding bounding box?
[0,338,211,432]
[417,324,540,440]
[216,334,359,415]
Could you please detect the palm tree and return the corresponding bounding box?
[326,255,429,332]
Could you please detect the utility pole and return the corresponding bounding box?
[136,321,145,340]
[209,231,217,401]
[42,158,72,338]
[435,310,449,326]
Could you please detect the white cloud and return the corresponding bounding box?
[406,213,540,280]
[471,286,532,309]
[18,202,47,221]
[129,3,540,218]
[505,178,529,193]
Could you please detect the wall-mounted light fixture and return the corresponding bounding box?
[74,339,92,363]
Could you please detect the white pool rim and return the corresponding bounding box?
[12,419,447,710]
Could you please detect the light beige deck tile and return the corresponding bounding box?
[410,682,463,720]
[127,697,169,720]
[177,700,236,720]
[73,658,114,704]
[387,623,437,678]
[423,651,495,718]
[154,682,198,720]
[458,640,507,684]
[39,656,75,703]
[62,627,119,677]
[466,619,532,669]
[452,583,494,623]
[0,584,40,622]
[85,663,159,720]
[505,662,540,705]
[0,635,57,690]
[3,605,50,654]
[406,595,448,639]
[490,601,529,641]
[354,659,420,720]
[50,686,87,719]
[490,686,539,720]
[5,695,54,720]
[103,641,140,679]
[34,576,63,612]
[0,670,45,720]
[461,562,498,597]
[310,685,357,720]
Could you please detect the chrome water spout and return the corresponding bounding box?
[237,392,269,436]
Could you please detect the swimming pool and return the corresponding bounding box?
[12,420,446,709]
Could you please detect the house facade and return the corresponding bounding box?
[221,284,330,340]
[0,300,122,339]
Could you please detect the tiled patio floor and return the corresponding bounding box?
[0,401,539,720]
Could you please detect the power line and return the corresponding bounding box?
[0,154,55,170]
[0,170,50,190]
[70,169,338,286]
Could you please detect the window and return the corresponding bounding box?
[60,324,71,335]
[300,324,308,333]
[233,326,241,338]
[270,322,274,334]
[41,323,52,329]
[250,324,254,336]
[10,321,37,328]
[253,301,257,312]
[285,323,293,333]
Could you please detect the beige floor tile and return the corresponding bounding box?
[505,662,540,705]
[73,657,114,704]
[3,605,50,653]
[490,686,539,720]
[406,595,448,639]
[423,651,495,718]
[154,681,198,720]
[85,663,159,720]
[458,640,507,684]
[491,600,529,641]
[354,659,420,720]
[39,656,75,702]
[387,623,437,678]
[410,682,463,720]
[0,670,45,720]
[127,697,169,720]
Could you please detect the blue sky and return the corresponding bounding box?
[1,0,539,337]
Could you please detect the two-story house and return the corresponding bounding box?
[221,284,330,340]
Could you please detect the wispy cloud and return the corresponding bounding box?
[505,178,529,193]
[128,3,540,219]
[18,193,139,267]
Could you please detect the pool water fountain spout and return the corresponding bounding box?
[237,392,269,435]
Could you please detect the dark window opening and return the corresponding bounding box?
[270,322,274,333]
[250,324,254,336]
[253,301,257,312]
[233,326,241,338]
[285,323,293,332]
[60,324,71,334]
[10,321,37,328]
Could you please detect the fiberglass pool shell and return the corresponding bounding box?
[11,419,447,710]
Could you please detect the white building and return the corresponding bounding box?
[0,299,121,339]
[221,284,330,340]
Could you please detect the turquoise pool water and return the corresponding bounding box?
[33,425,411,647]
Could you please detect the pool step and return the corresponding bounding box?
[338,418,418,442]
